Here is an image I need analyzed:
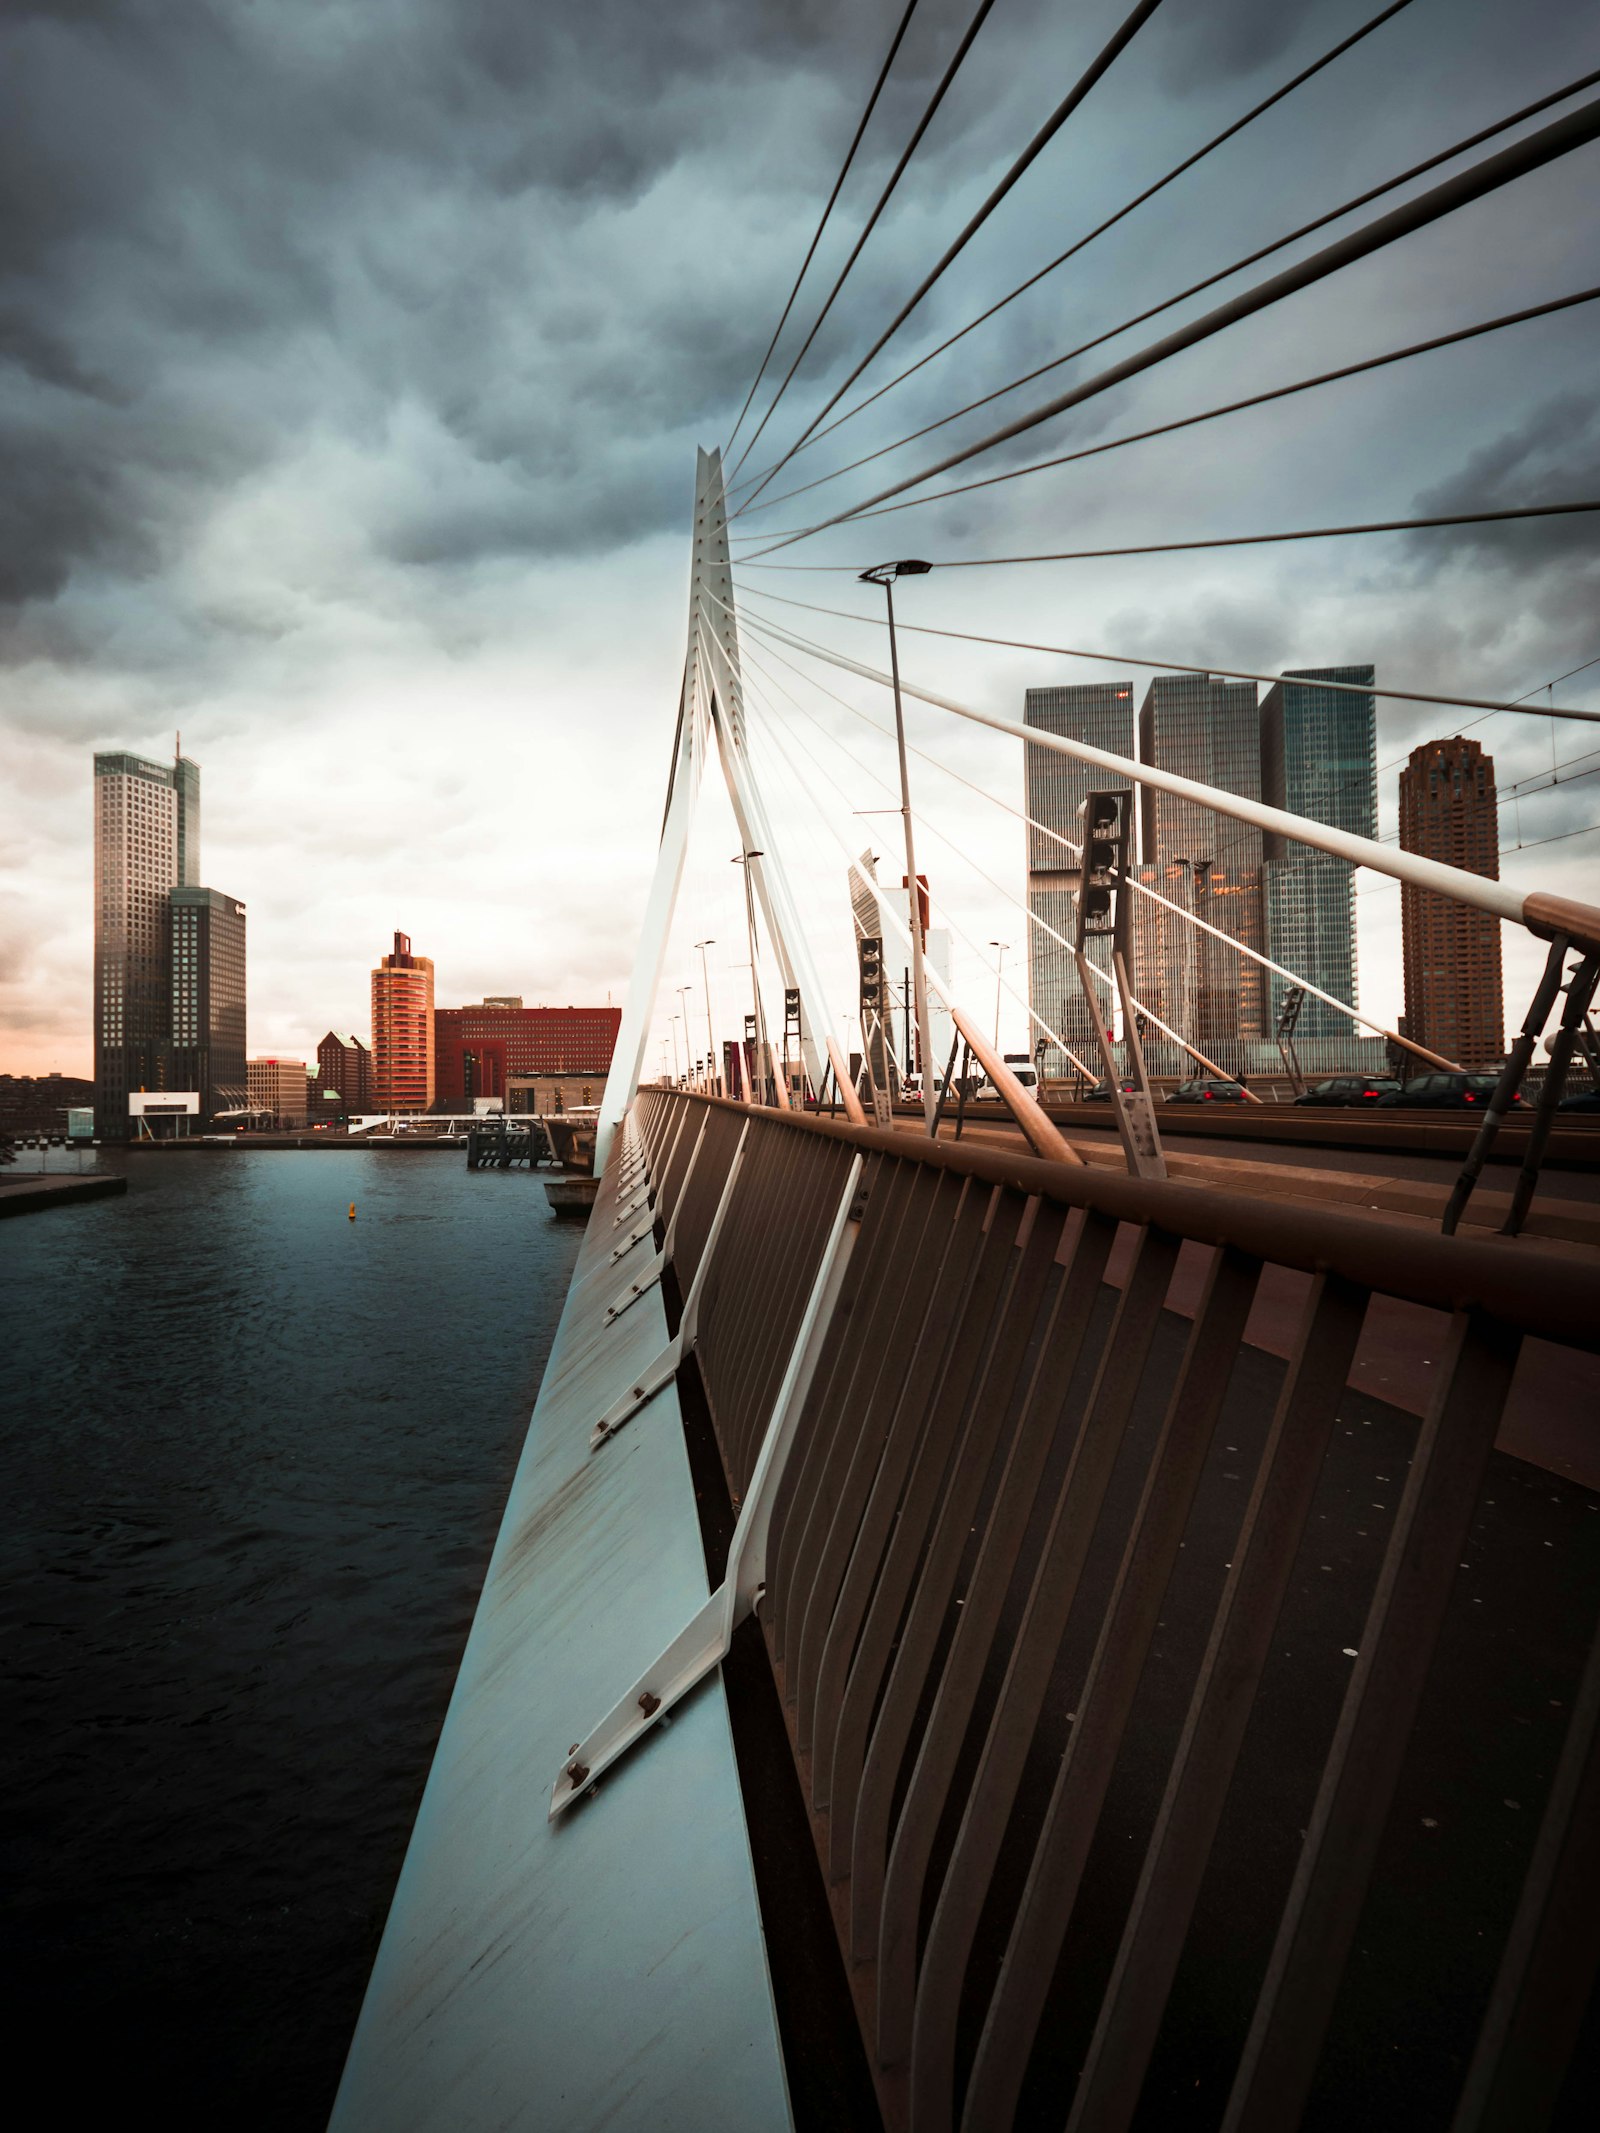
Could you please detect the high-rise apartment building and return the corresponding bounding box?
[1260,666,1376,1067]
[93,747,202,1137]
[1399,737,1504,1066]
[372,931,435,1111]
[162,888,247,1118]
[1138,674,1264,1075]
[317,1031,373,1113]
[1024,682,1137,1074]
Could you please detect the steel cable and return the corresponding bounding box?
[732,88,1600,546]
[726,288,1600,542]
[733,0,1168,507]
[733,0,1418,501]
[726,0,996,484]
[724,0,922,462]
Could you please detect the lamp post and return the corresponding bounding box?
[676,984,694,1089]
[733,851,770,1102]
[990,940,1010,1049]
[695,939,718,1094]
[669,1014,681,1087]
[861,559,936,1129]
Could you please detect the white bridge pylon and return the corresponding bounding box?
[597,449,830,1170]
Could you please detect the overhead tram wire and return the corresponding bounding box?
[725,0,997,486]
[732,499,1600,570]
[728,581,1600,728]
[731,90,1600,551]
[723,0,921,463]
[732,0,1170,508]
[737,609,1463,1068]
[733,0,1417,500]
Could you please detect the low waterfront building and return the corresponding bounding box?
[247,1056,310,1128]
[504,1072,606,1116]
[434,1002,621,1105]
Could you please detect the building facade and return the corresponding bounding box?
[1399,737,1504,1066]
[317,1031,373,1114]
[433,1002,621,1106]
[1138,675,1265,1076]
[1260,666,1376,1069]
[1024,682,1137,1076]
[93,748,202,1137]
[162,888,248,1119]
[371,931,435,1111]
[248,1057,311,1127]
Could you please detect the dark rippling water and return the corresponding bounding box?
[1,1147,582,2129]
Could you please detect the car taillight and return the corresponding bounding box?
[1464,1093,1477,1103]
[1203,1091,1213,1100]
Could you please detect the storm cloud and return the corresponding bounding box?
[3,0,1598,1073]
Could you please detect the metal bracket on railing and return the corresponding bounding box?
[605,1261,664,1324]
[586,1121,752,1454]
[609,1219,656,1264]
[554,1153,865,1816]
[590,1337,682,1452]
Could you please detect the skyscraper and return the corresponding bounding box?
[318,1031,374,1113]
[93,747,202,1137]
[372,930,435,1111]
[1260,666,1376,1067]
[1399,737,1504,1066]
[162,887,247,1119]
[1138,674,1264,1075]
[1024,681,1136,1073]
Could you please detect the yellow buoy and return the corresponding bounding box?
[348,1202,357,1220]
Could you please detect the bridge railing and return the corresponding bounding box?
[631,1087,1599,2133]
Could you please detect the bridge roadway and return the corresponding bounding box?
[896,1108,1600,1492]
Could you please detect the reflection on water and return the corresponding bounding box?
[0,1148,581,2129]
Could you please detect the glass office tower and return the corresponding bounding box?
[93,747,202,1138]
[1138,674,1264,1076]
[1260,666,1376,1067]
[162,887,248,1120]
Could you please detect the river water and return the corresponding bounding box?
[1,1147,582,2128]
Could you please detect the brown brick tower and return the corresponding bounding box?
[1398,737,1503,1065]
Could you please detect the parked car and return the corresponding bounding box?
[1557,1085,1600,1113]
[1084,1079,1140,1104]
[1293,1076,1400,1107]
[1377,1072,1523,1110]
[1167,1077,1249,1104]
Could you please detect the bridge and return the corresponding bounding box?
[331,19,1600,2132]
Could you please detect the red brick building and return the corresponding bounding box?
[433,1001,621,1106]
[1399,737,1504,1066]
[316,1030,373,1112]
[371,931,434,1111]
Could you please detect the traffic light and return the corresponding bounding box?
[1073,789,1131,950]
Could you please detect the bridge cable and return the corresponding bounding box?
[738,662,1102,1077]
[727,287,1600,543]
[730,90,1600,547]
[727,579,1600,726]
[731,0,1170,507]
[739,610,1420,1059]
[723,0,922,461]
[731,0,1417,503]
[732,498,1600,571]
[725,0,996,485]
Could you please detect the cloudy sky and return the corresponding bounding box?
[4,0,1597,1079]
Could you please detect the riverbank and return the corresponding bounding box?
[0,1172,127,1217]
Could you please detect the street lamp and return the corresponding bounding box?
[733,851,769,1102]
[676,984,694,1089]
[669,1013,681,1086]
[695,938,718,1094]
[989,940,1010,1049]
[860,559,936,1129]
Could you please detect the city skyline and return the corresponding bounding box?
[5,1,1597,1079]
